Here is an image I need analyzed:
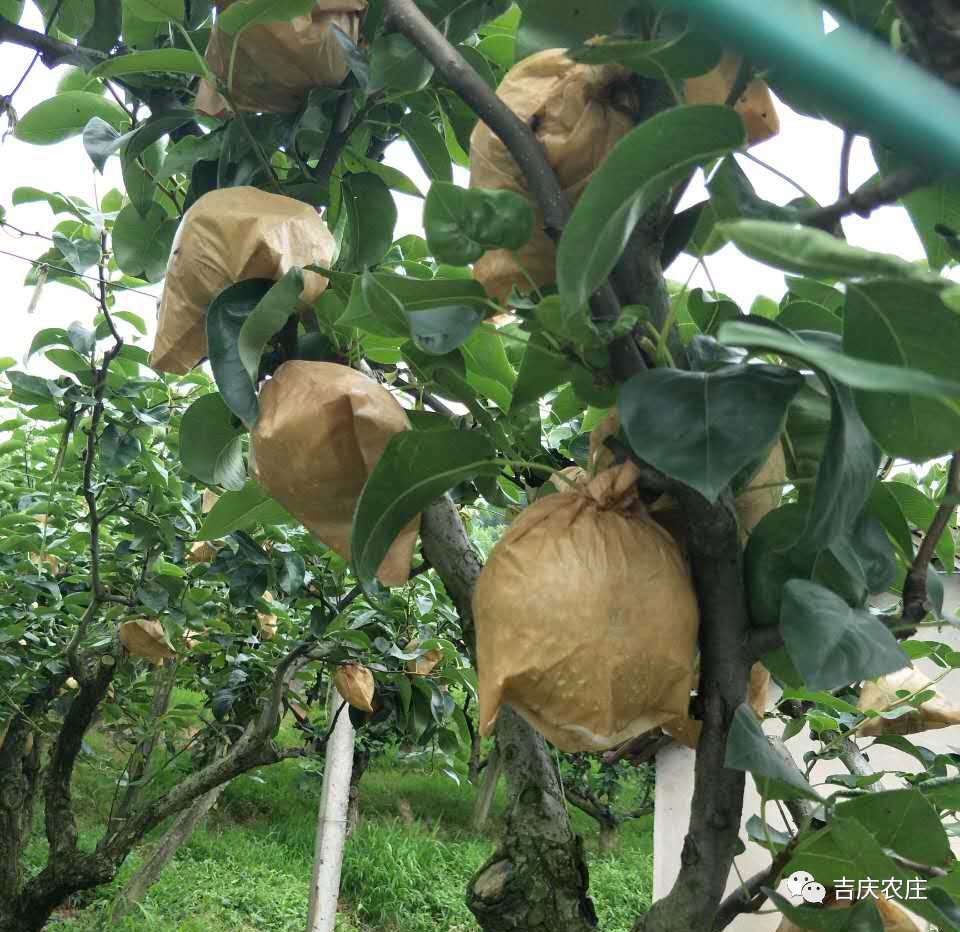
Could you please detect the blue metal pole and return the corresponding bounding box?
[663,0,960,174]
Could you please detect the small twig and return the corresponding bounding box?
[839,128,855,199]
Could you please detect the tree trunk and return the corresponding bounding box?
[420,498,597,932]
[599,822,617,856]
[346,746,369,838]
[467,708,597,932]
[110,782,226,923]
[471,745,501,832]
[305,691,354,932]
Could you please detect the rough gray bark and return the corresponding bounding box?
[421,497,597,931]
[110,783,226,923]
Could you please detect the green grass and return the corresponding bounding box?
[40,743,653,932]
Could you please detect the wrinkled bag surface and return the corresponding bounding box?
[858,665,960,737]
[251,361,418,586]
[474,462,699,751]
[151,187,335,374]
[195,0,367,115]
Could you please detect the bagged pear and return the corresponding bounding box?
[188,490,223,563]
[257,591,278,641]
[335,662,375,712]
[120,619,175,663]
[252,361,419,586]
[151,187,335,375]
[858,665,960,737]
[474,462,699,751]
[470,49,639,303]
[195,0,367,116]
[405,640,443,677]
[775,894,920,932]
[684,52,780,146]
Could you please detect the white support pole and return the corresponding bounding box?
[306,688,355,932]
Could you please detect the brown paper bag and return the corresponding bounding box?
[195,0,367,116]
[151,187,335,375]
[188,490,223,563]
[470,49,638,303]
[684,52,780,146]
[858,665,960,737]
[251,361,419,586]
[335,662,375,712]
[405,640,443,677]
[120,619,175,663]
[776,895,920,932]
[474,462,699,752]
[257,591,278,640]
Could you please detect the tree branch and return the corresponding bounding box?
[0,18,106,68]
[902,450,960,626]
[798,164,934,231]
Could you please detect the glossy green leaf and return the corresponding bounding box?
[558,106,743,320]
[618,365,803,502]
[121,138,161,216]
[352,430,501,592]
[511,335,573,411]
[367,32,434,94]
[838,789,950,866]
[209,0,310,32]
[111,203,177,283]
[886,480,955,571]
[179,392,246,490]
[67,321,96,355]
[515,0,630,61]
[336,173,397,271]
[844,280,960,461]
[725,703,822,801]
[237,269,304,393]
[407,304,485,356]
[340,273,409,338]
[100,424,141,473]
[719,219,940,283]
[53,234,100,273]
[15,92,127,146]
[206,279,273,426]
[400,112,453,183]
[776,299,841,335]
[197,480,292,539]
[82,116,123,172]
[91,48,204,77]
[571,26,723,78]
[718,321,960,402]
[780,580,908,690]
[686,288,739,336]
[123,0,184,24]
[424,182,534,266]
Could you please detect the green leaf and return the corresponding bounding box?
[67,321,95,355]
[844,280,960,461]
[570,25,723,79]
[874,143,960,272]
[214,0,311,33]
[424,182,534,266]
[197,480,292,539]
[100,424,141,473]
[461,325,516,411]
[777,299,841,335]
[36,0,93,39]
[123,0,184,24]
[340,273,409,338]
[558,106,743,320]
[352,430,501,592]
[121,138,161,216]
[179,393,246,491]
[0,0,26,24]
[407,304,485,356]
[82,116,123,172]
[205,279,273,427]
[80,0,122,51]
[779,580,908,690]
[515,0,630,61]
[336,173,397,271]
[767,891,879,932]
[745,504,868,630]
[886,480,955,570]
[686,288,739,336]
[719,219,942,283]
[511,335,572,411]
[837,789,950,866]
[868,480,914,561]
[111,203,176,282]
[53,234,100,273]
[725,703,821,801]
[15,92,127,146]
[26,328,70,361]
[400,112,453,184]
[367,32,434,94]
[91,48,204,77]
[237,269,304,398]
[718,321,960,402]
[618,365,803,503]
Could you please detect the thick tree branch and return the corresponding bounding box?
[0,18,107,68]
[902,450,960,625]
[895,0,960,89]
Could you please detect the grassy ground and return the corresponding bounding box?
[30,726,653,932]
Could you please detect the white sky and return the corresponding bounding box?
[0,4,929,378]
